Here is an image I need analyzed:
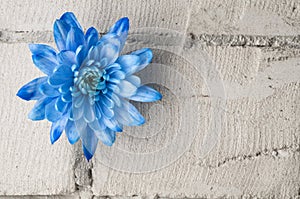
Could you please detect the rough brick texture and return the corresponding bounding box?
[0,0,299,198]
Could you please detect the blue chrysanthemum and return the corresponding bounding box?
[17,12,162,160]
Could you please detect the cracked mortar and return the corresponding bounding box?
[74,142,94,193]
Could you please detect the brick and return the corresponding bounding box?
[188,0,300,35]
[0,0,190,33]
[91,45,300,198]
[0,43,75,195]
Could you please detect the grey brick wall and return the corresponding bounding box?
[0,0,299,198]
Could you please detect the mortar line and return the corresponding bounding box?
[1,30,300,49]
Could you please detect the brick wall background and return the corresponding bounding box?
[0,0,299,198]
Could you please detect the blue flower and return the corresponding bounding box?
[17,12,162,160]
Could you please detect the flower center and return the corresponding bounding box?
[74,64,108,97]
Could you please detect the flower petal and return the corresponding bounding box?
[116,80,137,98]
[55,96,68,112]
[94,128,116,146]
[75,45,87,67]
[83,99,96,123]
[58,80,73,94]
[109,70,125,82]
[28,97,52,120]
[29,44,57,56]
[103,117,122,132]
[62,91,72,102]
[96,101,114,119]
[85,27,99,49]
[130,48,153,72]
[114,100,145,126]
[53,19,70,51]
[72,106,83,121]
[110,92,121,107]
[82,144,94,161]
[48,65,73,86]
[17,77,47,101]
[108,17,129,51]
[116,55,140,75]
[74,95,85,108]
[32,54,58,76]
[66,27,85,52]
[45,98,63,122]
[100,94,114,108]
[57,50,76,66]
[88,118,106,132]
[89,42,119,66]
[39,81,60,97]
[74,117,87,133]
[80,125,98,161]
[129,85,162,102]
[126,75,141,87]
[50,111,69,144]
[65,119,80,144]
[60,12,83,30]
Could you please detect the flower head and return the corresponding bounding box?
[17,12,162,160]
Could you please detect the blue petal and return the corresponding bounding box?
[62,91,72,102]
[106,63,121,74]
[94,128,116,146]
[100,94,114,108]
[108,70,125,82]
[117,48,153,75]
[108,17,129,51]
[17,77,47,101]
[57,50,76,66]
[74,117,87,133]
[58,80,73,94]
[39,81,60,97]
[130,48,153,72]
[80,126,98,161]
[111,92,121,107]
[53,20,70,51]
[65,119,80,144]
[85,27,99,49]
[114,100,145,126]
[60,12,83,30]
[32,53,58,76]
[103,117,122,132]
[89,42,119,66]
[55,96,68,112]
[28,97,52,120]
[88,119,106,132]
[45,98,63,122]
[126,75,141,87]
[83,144,93,161]
[66,27,85,52]
[116,80,137,98]
[50,111,69,144]
[95,101,114,119]
[73,107,84,122]
[74,95,85,108]
[75,45,87,67]
[129,85,162,102]
[83,99,95,123]
[29,44,57,56]
[116,55,140,75]
[48,65,73,86]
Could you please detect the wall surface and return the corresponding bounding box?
[0,0,299,198]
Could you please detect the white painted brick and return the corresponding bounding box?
[0,0,190,33]
[0,43,75,195]
[91,46,300,198]
[188,0,300,35]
